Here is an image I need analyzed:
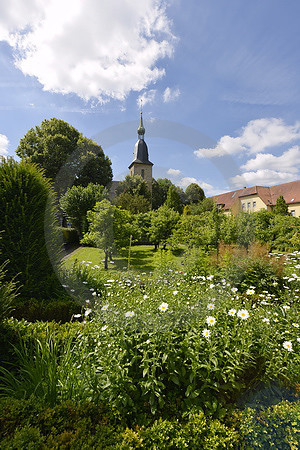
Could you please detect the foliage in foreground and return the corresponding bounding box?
[1,251,300,424]
[0,396,299,449]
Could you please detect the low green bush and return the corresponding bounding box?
[0,397,239,449]
[59,227,79,246]
[240,400,300,449]
[221,254,285,295]
[12,298,81,323]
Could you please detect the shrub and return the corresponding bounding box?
[59,227,79,246]
[240,400,300,449]
[12,298,81,323]
[0,157,64,300]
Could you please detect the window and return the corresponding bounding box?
[291,210,295,216]
[247,202,251,209]
[141,169,145,179]
[242,203,245,210]
[253,201,256,209]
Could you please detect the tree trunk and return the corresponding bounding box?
[104,250,109,269]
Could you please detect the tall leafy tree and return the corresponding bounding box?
[16,118,112,187]
[165,185,183,213]
[185,183,205,204]
[273,195,289,215]
[114,192,151,214]
[148,205,180,249]
[60,183,108,237]
[82,200,132,269]
[0,157,62,299]
[115,175,151,199]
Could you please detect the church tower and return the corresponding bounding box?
[128,112,153,192]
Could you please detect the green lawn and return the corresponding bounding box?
[63,245,159,272]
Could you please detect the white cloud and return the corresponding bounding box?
[231,170,297,188]
[176,176,224,196]
[0,0,175,102]
[137,90,157,107]
[167,168,181,176]
[195,118,300,158]
[241,146,300,173]
[0,134,9,157]
[163,87,180,103]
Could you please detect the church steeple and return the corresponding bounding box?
[128,110,153,192]
[137,112,145,138]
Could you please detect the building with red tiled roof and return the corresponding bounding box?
[211,180,300,217]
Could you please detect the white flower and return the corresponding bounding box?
[125,311,135,318]
[73,314,81,318]
[84,308,92,316]
[143,294,149,300]
[262,318,270,324]
[101,304,109,311]
[297,337,300,343]
[202,328,211,338]
[92,291,97,296]
[107,279,115,282]
[237,309,250,320]
[228,309,236,316]
[283,341,293,351]
[292,323,299,328]
[173,290,178,295]
[246,289,255,295]
[282,305,290,310]
[101,325,108,331]
[207,303,215,310]
[206,316,216,326]
[209,284,215,289]
[231,287,238,293]
[159,302,169,312]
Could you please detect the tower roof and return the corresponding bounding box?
[129,112,153,169]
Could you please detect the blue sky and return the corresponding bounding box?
[0,0,300,196]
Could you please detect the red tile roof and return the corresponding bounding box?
[211,180,300,211]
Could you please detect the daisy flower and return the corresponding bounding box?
[228,309,236,316]
[231,287,238,293]
[246,289,255,295]
[159,302,169,312]
[207,303,215,310]
[125,311,135,318]
[202,329,211,338]
[282,341,293,351]
[206,316,216,326]
[237,309,250,320]
[292,323,299,328]
[101,304,109,311]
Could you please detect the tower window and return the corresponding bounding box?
[141,169,145,179]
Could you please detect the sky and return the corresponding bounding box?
[0,0,300,196]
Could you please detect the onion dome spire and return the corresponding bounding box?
[137,111,145,138]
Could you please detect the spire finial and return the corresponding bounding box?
[137,101,145,138]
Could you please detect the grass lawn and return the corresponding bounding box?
[63,245,163,272]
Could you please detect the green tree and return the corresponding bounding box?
[16,118,112,187]
[236,212,256,250]
[0,157,62,299]
[131,212,152,244]
[114,192,151,214]
[185,183,205,204]
[170,209,224,251]
[270,215,299,251]
[115,175,151,200]
[148,206,180,249]
[189,198,215,214]
[273,195,289,215]
[165,185,183,213]
[152,178,173,209]
[82,200,132,269]
[60,183,108,237]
